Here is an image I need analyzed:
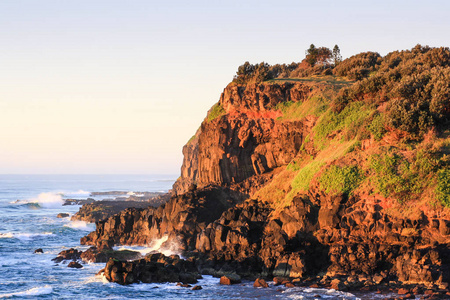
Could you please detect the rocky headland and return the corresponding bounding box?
[78,46,450,298]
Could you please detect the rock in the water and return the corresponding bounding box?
[52,248,82,263]
[253,278,268,288]
[219,274,241,285]
[192,285,202,290]
[68,261,83,268]
[57,213,69,218]
[80,246,141,263]
[103,253,199,285]
[34,248,43,254]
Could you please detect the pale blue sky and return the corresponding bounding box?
[0,0,449,174]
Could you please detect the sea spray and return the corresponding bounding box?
[63,220,95,231]
[114,235,183,257]
[0,285,53,298]
[25,192,65,208]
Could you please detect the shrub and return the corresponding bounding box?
[207,103,226,122]
[334,51,382,80]
[290,160,325,193]
[318,165,363,195]
[436,169,450,207]
[367,112,386,141]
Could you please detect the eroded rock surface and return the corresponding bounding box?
[104,253,199,285]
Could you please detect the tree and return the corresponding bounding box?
[305,44,318,66]
[333,45,342,66]
[316,47,332,65]
[306,44,332,66]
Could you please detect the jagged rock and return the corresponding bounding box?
[52,248,82,263]
[80,246,142,263]
[68,261,83,268]
[253,278,268,288]
[219,274,241,285]
[72,197,168,223]
[81,186,244,251]
[103,253,198,285]
[173,83,309,195]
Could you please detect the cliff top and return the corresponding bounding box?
[176,44,450,220]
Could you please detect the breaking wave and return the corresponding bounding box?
[63,220,94,231]
[0,232,53,241]
[0,285,53,298]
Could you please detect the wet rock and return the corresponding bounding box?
[57,213,69,218]
[52,248,82,263]
[68,261,83,268]
[34,248,43,254]
[219,274,241,285]
[192,285,202,290]
[103,253,199,285]
[253,278,268,288]
[273,277,285,286]
[177,283,191,287]
[80,246,141,263]
[285,282,295,288]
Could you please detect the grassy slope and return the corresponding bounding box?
[203,46,450,219]
[254,72,450,218]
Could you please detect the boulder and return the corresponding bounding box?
[219,274,241,285]
[103,253,199,285]
[253,278,268,288]
[34,248,43,254]
[192,285,202,290]
[52,248,82,263]
[57,213,69,218]
[68,261,83,269]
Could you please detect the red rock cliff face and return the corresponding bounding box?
[173,82,311,195]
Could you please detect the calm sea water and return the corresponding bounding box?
[0,174,364,299]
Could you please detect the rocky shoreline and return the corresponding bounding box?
[58,72,450,299]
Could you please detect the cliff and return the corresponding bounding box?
[83,45,450,293]
[173,82,312,195]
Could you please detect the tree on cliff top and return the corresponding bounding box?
[305,44,333,66]
[333,45,342,66]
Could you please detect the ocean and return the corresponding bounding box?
[0,174,365,299]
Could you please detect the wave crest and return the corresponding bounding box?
[63,220,94,231]
[0,285,53,298]
[0,232,53,241]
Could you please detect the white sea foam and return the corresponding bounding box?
[19,192,64,208]
[75,189,90,195]
[114,235,182,257]
[63,220,94,231]
[0,285,53,298]
[0,233,14,239]
[0,232,53,241]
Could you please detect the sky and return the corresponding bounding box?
[0,0,449,174]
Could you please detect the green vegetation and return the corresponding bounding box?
[231,45,450,210]
[436,169,450,207]
[207,103,226,122]
[313,102,372,149]
[318,165,363,196]
[369,149,441,202]
[367,112,386,141]
[276,94,329,121]
[288,160,325,196]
